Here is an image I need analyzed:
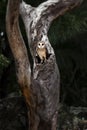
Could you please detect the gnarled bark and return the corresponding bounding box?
[6,0,83,130]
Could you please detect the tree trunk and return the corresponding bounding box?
[6,0,83,130]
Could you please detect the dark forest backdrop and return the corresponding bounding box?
[0,0,87,107]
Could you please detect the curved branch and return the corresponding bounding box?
[6,0,32,106]
[37,0,83,21]
[20,0,83,34]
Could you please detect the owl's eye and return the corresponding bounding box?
[38,44,40,46]
[42,43,44,46]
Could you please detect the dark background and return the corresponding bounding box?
[0,0,87,107]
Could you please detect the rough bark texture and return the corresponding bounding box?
[6,0,83,130]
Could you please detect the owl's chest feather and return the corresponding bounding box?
[37,48,46,57]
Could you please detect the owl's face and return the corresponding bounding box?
[37,42,45,49]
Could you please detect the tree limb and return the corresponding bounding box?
[20,0,83,38]
[37,0,83,21]
[6,0,33,108]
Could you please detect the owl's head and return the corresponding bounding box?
[37,41,45,49]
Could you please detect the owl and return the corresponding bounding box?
[36,41,47,63]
